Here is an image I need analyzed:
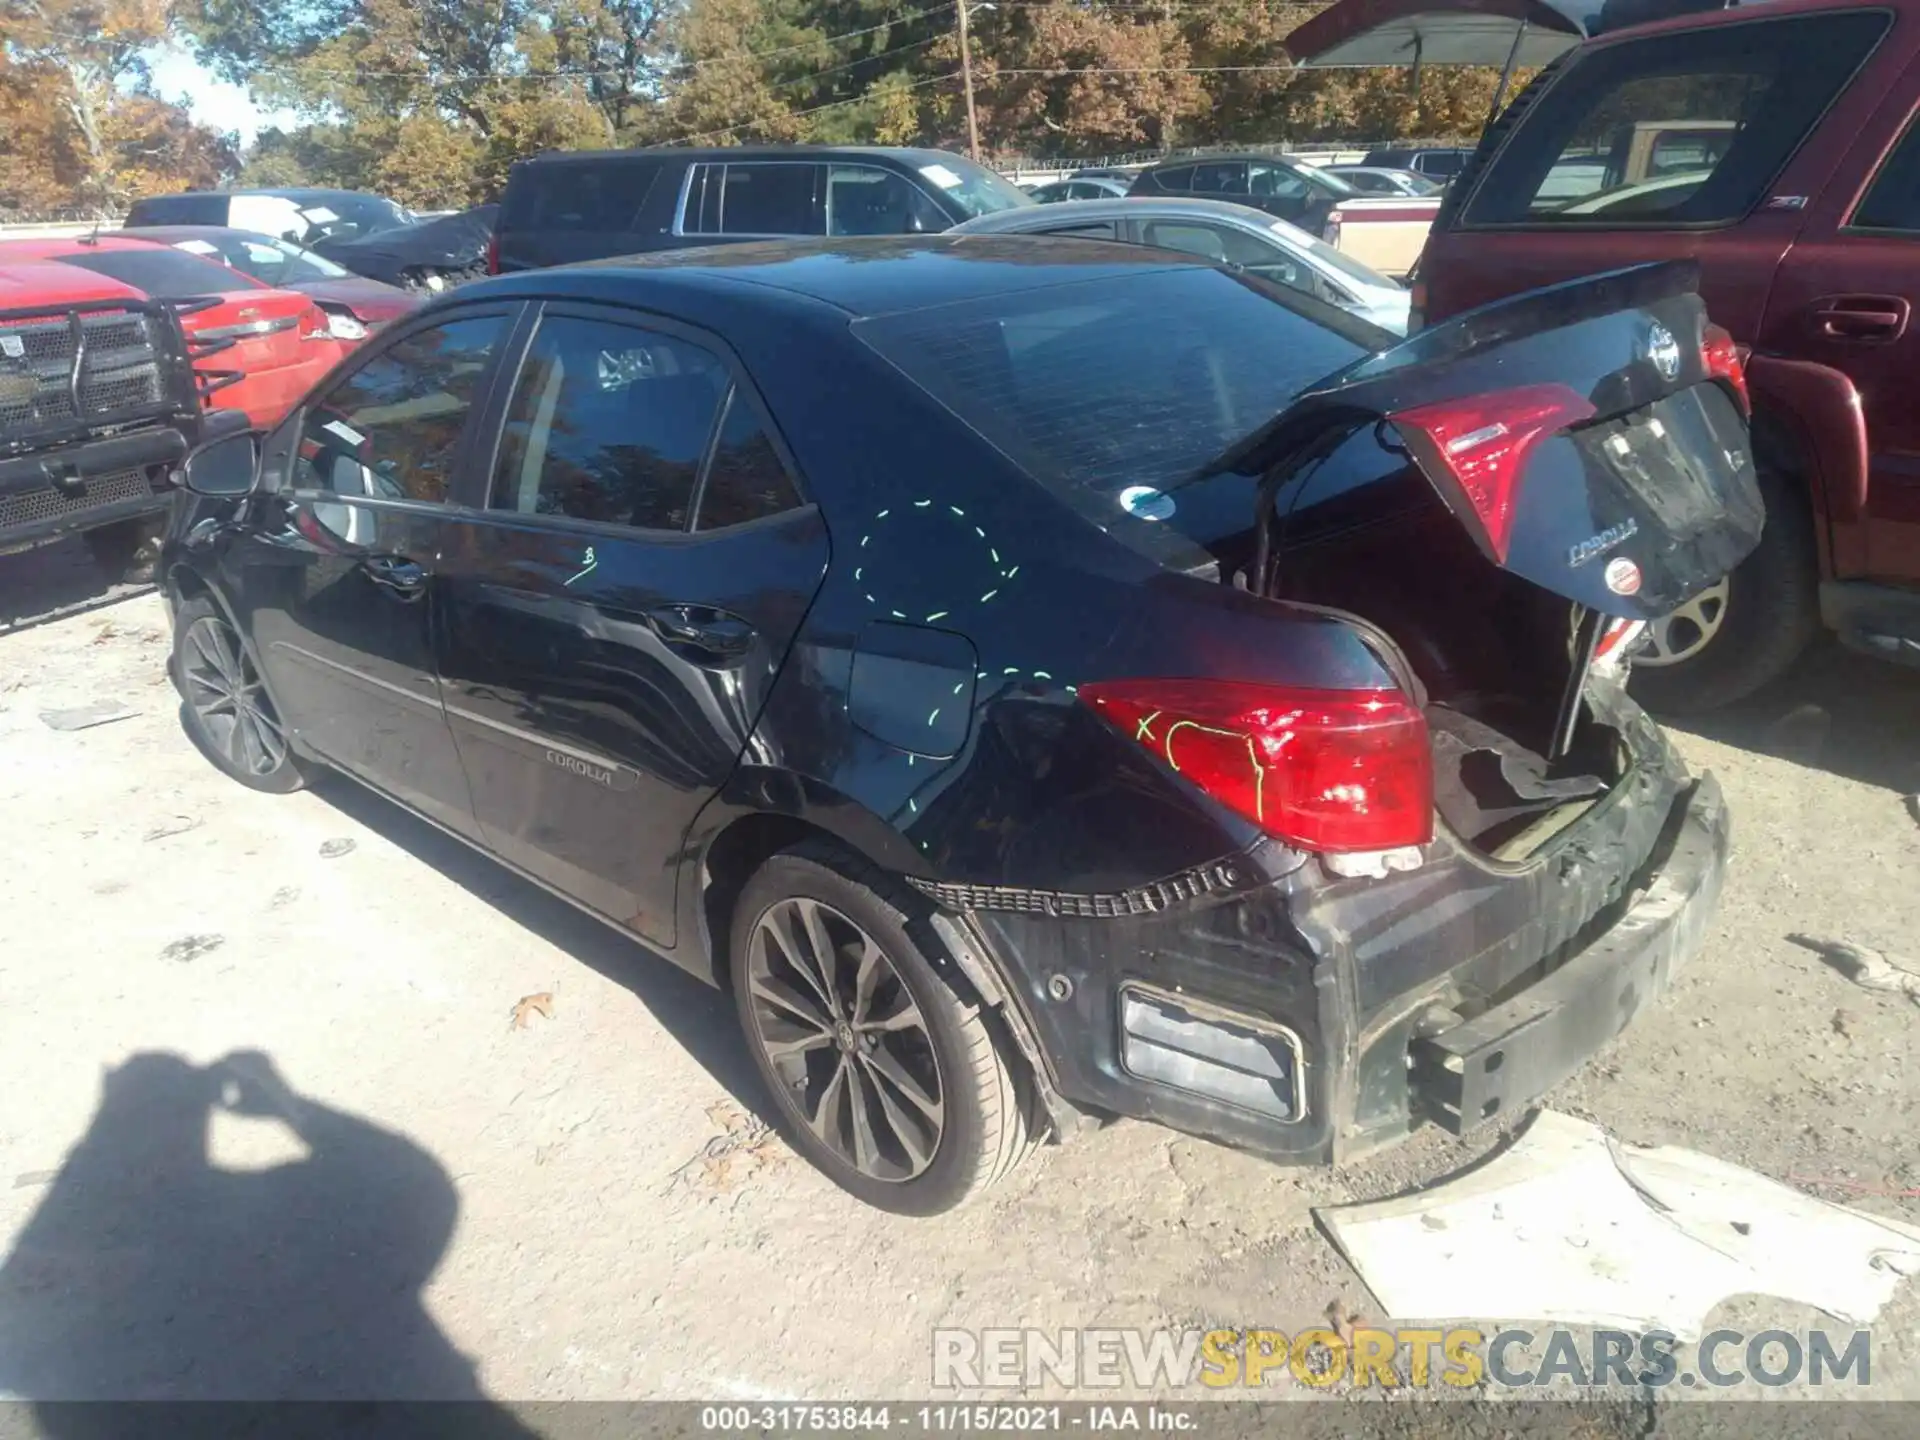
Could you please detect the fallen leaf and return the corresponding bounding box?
[161,934,224,964]
[143,816,202,842]
[318,838,356,859]
[510,992,555,1030]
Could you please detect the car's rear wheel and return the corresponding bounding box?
[729,845,1039,1215]
[173,595,306,794]
[1629,462,1819,715]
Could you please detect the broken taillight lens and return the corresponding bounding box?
[1389,383,1597,563]
[485,232,501,275]
[1701,324,1749,413]
[1077,680,1433,853]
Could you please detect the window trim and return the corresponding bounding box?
[465,299,813,545]
[278,300,526,516]
[1455,9,1895,234]
[672,160,827,239]
[1843,99,1920,236]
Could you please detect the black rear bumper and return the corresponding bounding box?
[959,764,1728,1166]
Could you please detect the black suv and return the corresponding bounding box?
[492,146,1034,271]
[1125,152,1358,231]
[1,262,222,579]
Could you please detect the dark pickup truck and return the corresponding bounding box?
[1291,0,1920,710]
[0,260,212,580]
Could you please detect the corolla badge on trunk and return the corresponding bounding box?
[1568,518,1639,568]
[1646,322,1682,381]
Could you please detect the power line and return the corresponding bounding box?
[671,69,961,145]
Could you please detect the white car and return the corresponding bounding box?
[949,196,1411,334]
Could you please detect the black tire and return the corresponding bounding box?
[172,593,307,794]
[83,518,161,584]
[1629,462,1820,716]
[729,843,1041,1215]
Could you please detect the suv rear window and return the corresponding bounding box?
[1463,10,1890,227]
[853,268,1373,501]
[507,162,656,232]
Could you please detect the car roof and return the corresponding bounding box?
[137,187,391,203]
[517,145,966,168]
[955,196,1289,231]
[0,234,176,261]
[1144,153,1309,169]
[467,235,1206,318]
[116,225,284,244]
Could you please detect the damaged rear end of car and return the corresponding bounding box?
[884,258,1754,1164]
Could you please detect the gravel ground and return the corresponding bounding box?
[0,542,1917,1429]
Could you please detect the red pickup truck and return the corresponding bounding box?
[1290,0,1920,711]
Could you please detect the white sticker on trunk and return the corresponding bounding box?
[1604,556,1643,596]
[919,164,963,190]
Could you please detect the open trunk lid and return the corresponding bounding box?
[1283,0,1591,69]
[1219,259,1762,621]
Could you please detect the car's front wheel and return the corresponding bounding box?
[172,594,306,794]
[729,845,1040,1215]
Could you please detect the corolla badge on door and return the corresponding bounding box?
[1646,322,1682,381]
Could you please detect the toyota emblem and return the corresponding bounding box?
[1646,323,1682,381]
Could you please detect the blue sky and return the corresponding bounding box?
[146,45,294,145]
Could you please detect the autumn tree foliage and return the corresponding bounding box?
[4,0,1523,213]
[0,0,238,215]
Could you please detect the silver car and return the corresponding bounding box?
[949,196,1410,334]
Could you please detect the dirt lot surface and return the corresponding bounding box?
[1,541,1918,1430]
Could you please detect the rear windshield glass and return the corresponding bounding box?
[1464,10,1890,227]
[53,249,241,298]
[853,268,1376,500]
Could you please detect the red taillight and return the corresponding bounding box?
[485,232,501,275]
[1701,323,1749,413]
[1388,383,1596,563]
[1077,680,1433,853]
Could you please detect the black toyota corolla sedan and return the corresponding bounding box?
[162,237,1759,1214]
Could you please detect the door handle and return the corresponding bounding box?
[646,604,755,663]
[362,555,427,600]
[1811,294,1911,343]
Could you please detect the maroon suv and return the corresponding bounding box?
[1292,0,1920,710]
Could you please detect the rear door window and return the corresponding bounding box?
[1150,165,1196,191]
[1189,162,1249,196]
[685,163,823,237]
[490,315,729,531]
[1464,10,1891,227]
[694,390,803,531]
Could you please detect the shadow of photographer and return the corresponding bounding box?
[0,1049,540,1433]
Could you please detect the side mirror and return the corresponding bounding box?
[182,430,263,497]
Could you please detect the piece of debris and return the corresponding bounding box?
[12,1170,56,1190]
[89,621,120,645]
[318,838,356,859]
[1316,1110,1920,1341]
[40,701,137,732]
[143,816,202,842]
[161,934,224,964]
[1832,1008,1854,1038]
[1325,1296,1364,1348]
[1790,934,1920,1005]
[509,992,555,1030]
[668,1100,788,1194]
[269,886,300,909]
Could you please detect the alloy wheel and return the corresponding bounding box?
[1637,578,1730,668]
[745,897,944,1182]
[181,615,289,778]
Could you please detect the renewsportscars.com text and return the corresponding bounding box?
[932,1327,1873,1391]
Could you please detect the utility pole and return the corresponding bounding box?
[957,0,981,162]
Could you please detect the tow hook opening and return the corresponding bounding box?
[1117,985,1306,1123]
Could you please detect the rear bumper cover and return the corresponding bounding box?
[962,770,1729,1166]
